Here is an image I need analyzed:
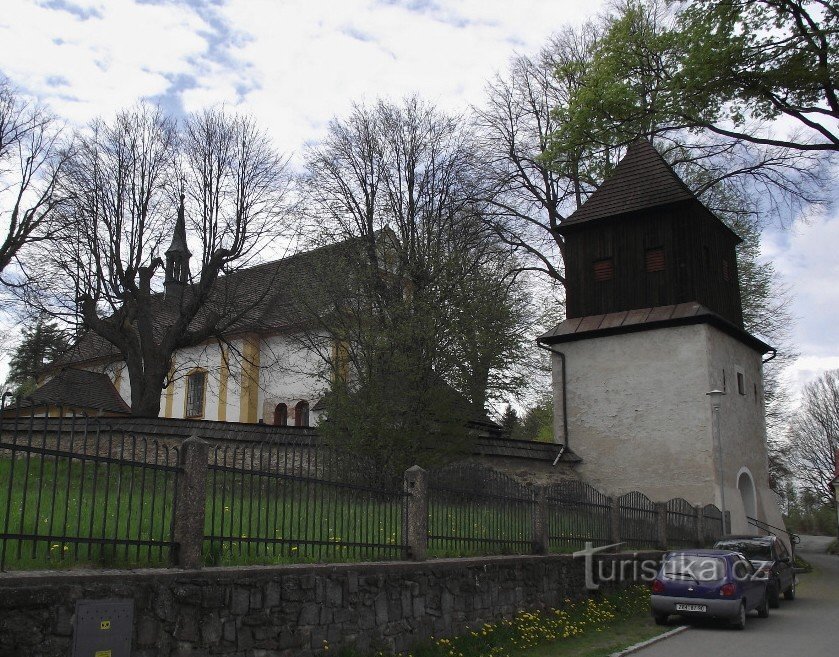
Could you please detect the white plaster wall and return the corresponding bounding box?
[553,322,786,535]
[555,324,716,504]
[705,328,786,534]
[258,333,326,425]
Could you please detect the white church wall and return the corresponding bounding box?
[258,333,326,425]
[164,342,225,420]
[554,324,717,504]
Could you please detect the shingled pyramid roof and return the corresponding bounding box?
[563,140,697,226]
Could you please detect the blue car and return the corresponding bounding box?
[650,549,769,630]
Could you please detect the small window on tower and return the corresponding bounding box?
[645,247,665,272]
[722,259,731,282]
[593,257,614,282]
[737,371,745,395]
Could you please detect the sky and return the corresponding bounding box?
[0,0,837,403]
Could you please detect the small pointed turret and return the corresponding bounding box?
[164,193,191,302]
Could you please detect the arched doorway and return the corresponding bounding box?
[273,403,287,426]
[295,400,309,427]
[737,468,756,521]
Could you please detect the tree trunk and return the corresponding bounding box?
[128,364,166,417]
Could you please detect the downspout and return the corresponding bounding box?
[537,341,569,451]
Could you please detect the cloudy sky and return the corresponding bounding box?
[1,0,837,401]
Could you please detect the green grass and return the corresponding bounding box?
[0,457,175,570]
[336,585,667,657]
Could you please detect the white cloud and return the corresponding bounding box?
[763,210,839,404]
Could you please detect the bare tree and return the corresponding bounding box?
[474,25,599,284]
[0,75,67,279]
[788,369,839,504]
[30,104,291,416]
[298,98,530,472]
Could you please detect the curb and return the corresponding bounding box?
[609,624,689,657]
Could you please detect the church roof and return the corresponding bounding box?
[563,140,699,227]
[54,236,377,368]
[25,368,131,414]
[538,302,772,354]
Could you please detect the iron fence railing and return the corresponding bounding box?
[0,398,180,571]
[545,481,612,550]
[0,393,735,571]
[204,440,407,565]
[427,462,534,557]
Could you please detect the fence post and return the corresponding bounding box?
[403,465,428,561]
[694,505,705,546]
[172,433,209,569]
[531,486,549,555]
[609,497,621,544]
[655,502,668,550]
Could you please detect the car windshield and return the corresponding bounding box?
[663,555,727,582]
[716,540,772,561]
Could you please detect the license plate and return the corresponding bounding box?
[675,603,707,612]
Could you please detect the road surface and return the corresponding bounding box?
[630,534,839,657]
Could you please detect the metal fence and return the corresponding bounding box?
[0,399,180,571]
[545,480,611,551]
[204,440,407,565]
[427,462,534,557]
[0,397,731,571]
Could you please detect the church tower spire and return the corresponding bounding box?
[164,193,191,302]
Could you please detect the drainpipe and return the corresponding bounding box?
[537,341,569,451]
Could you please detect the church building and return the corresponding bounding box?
[538,140,785,535]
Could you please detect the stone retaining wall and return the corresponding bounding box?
[0,552,659,657]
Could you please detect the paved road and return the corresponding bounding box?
[631,535,839,657]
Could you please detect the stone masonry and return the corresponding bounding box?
[0,552,658,657]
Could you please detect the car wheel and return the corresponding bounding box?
[784,578,796,601]
[757,591,770,618]
[768,581,781,608]
[731,602,747,630]
[653,612,669,626]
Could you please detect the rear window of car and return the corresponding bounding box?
[715,540,772,561]
[663,555,727,582]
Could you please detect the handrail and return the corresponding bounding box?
[746,515,801,559]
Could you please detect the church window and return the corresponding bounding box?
[273,403,288,426]
[645,247,665,272]
[593,258,614,282]
[185,370,206,418]
[295,400,310,427]
[722,259,731,281]
[737,371,745,395]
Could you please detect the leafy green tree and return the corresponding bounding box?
[6,318,71,397]
[674,0,839,151]
[515,396,554,443]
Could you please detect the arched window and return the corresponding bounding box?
[295,400,310,427]
[273,403,287,426]
[185,369,206,418]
